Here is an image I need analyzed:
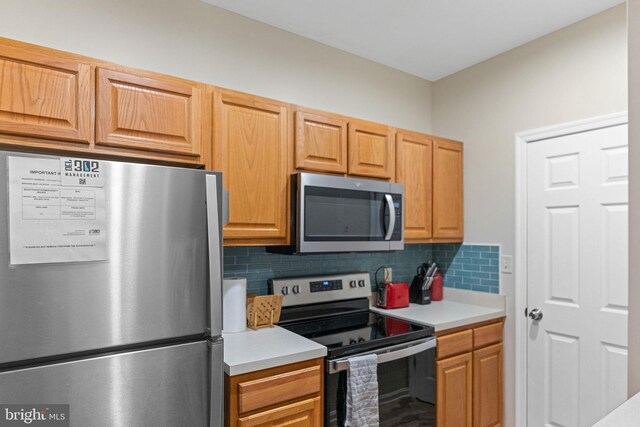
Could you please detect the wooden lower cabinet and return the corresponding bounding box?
[437,352,473,427]
[226,358,323,427]
[436,319,504,427]
[473,343,503,427]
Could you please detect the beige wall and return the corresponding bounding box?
[0,0,432,133]
[431,5,627,426]
[628,0,640,396]
[1,0,633,422]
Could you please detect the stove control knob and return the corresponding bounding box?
[358,338,366,343]
[350,280,357,288]
[358,280,366,287]
[281,286,289,295]
[292,285,300,294]
[349,339,357,345]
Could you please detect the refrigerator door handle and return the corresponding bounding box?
[209,340,224,427]
[206,174,223,338]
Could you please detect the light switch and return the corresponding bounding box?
[501,255,513,274]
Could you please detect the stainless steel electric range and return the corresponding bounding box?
[270,272,437,427]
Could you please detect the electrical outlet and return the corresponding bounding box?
[383,267,393,282]
[501,255,513,274]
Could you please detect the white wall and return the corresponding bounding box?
[431,5,627,426]
[0,0,432,133]
[628,0,640,396]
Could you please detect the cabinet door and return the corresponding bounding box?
[396,131,433,241]
[347,121,394,179]
[295,109,347,174]
[238,396,321,427]
[473,343,503,427]
[96,68,203,159]
[437,352,472,427]
[433,138,464,240]
[213,89,290,244]
[0,43,92,144]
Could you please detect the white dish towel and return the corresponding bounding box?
[345,353,379,427]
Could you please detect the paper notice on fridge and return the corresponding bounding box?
[7,156,107,265]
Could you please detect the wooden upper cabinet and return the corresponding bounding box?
[396,131,433,241]
[0,43,92,144]
[213,89,290,245]
[295,108,347,174]
[96,68,203,159]
[348,120,394,179]
[433,138,464,240]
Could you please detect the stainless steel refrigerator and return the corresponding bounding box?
[0,151,224,427]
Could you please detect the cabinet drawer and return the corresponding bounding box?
[238,396,321,427]
[437,329,473,359]
[237,365,322,414]
[473,322,503,348]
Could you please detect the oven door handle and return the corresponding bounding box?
[328,337,436,374]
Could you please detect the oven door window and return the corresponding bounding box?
[326,349,436,426]
[304,186,390,241]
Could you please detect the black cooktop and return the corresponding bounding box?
[279,299,434,359]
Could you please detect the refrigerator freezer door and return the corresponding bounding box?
[210,339,224,427]
[0,341,210,427]
[0,151,223,364]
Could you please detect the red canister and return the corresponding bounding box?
[431,272,443,301]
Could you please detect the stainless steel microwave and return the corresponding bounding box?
[270,173,404,254]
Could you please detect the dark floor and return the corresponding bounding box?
[379,396,436,427]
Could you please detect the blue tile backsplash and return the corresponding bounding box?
[223,243,501,295]
[431,244,500,294]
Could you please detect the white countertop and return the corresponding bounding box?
[223,326,327,376]
[370,288,506,331]
[224,288,504,376]
[594,392,640,426]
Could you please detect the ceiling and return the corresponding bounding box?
[201,0,624,81]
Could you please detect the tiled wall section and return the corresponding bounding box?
[223,244,433,295]
[431,244,501,294]
[223,244,501,295]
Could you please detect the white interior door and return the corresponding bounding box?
[526,124,628,426]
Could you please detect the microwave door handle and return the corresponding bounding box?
[384,194,395,241]
[329,337,436,374]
